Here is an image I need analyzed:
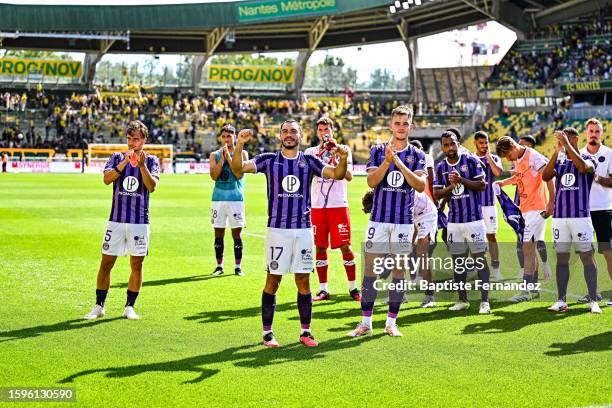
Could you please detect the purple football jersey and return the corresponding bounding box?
[553,153,596,218]
[254,151,325,229]
[476,154,501,207]
[434,154,484,223]
[366,143,426,224]
[104,153,160,224]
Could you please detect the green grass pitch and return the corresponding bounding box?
[0,173,610,407]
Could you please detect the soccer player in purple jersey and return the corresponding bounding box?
[434,131,492,314]
[347,105,426,338]
[230,120,348,348]
[473,131,503,280]
[84,120,160,321]
[542,128,601,314]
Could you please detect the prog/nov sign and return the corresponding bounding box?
[0,58,82,78]
[207,65,295,84]
[237,0,337,22]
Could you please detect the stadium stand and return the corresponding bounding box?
[485,19,612,89]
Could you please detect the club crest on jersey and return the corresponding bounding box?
[598,156,606,163]
[338,223,349,235]
[387,170,405,187]
[282,175,301,193]
[122,176,139,192]
[406,156,414,163]
[460,165,468,172]
[298,160,306,168]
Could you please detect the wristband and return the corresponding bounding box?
[113,165,122,174]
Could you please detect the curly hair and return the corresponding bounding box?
[362,189,374,214]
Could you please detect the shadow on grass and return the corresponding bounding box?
[184,298,354,324]
[324,301,520,333]
[59,333,385,384]
[544,331,612,356]
[111,274,230,289]
[0,317,122,343]
[461,304,590,334]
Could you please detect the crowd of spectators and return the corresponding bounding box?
[1,84,472,157]
[485,19,611,89]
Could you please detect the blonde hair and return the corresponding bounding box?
[391,105,413,121]
[585,118,603,130]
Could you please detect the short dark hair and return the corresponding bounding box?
[440,131,457,142]
[563,127,579,137]
[410,140,423,149]
[219,124,235,136]
[316,117,334,129]
[280,119,302,134]
[446,127,462,141]
[126,120,148,139]
[474,131,489,141]
[519,135,536,146]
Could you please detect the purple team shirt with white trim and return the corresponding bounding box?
[254,151,325,229]
[435,154,485,223]
[366,143,426,224]
[553,153,596,218]
[104,153,160,224]
[476,153,501,207]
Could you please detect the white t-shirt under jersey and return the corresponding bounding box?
[414,152,436,216]
[304,145,353,209]
[580,144,612,211]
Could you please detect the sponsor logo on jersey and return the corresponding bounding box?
[282,175,301,193]
[301,248,313,262]
[123,176,139,192]
[386,170,405,188]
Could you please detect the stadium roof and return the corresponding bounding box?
[0,0,609,54]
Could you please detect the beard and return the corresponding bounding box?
[588,139,598,146]
[282,140,298,149]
